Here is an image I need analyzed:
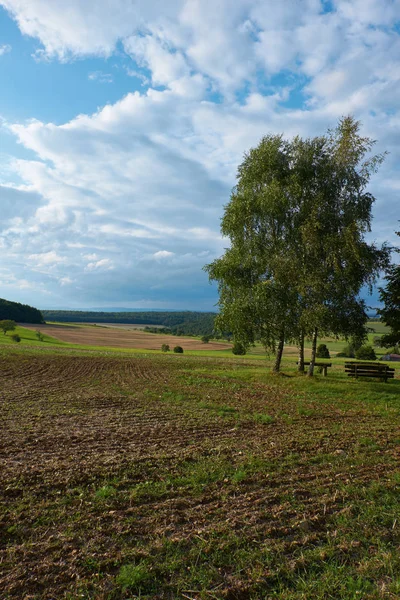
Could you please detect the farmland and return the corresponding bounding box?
[22,323,232,352]
[1,344,400,599]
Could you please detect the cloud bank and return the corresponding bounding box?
[0,0,399,308]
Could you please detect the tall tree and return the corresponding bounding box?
[205,117,389,373]
[286,118,388,375]
[378,228,400,347]
[205,135,301,372]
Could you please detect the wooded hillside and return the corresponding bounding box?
[0,298,44,324]
[41,310,216,336]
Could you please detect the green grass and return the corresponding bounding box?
[1,345,400,599]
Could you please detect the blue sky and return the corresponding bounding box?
[0,0,399,310]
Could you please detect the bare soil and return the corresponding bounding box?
[1,350,399,599]
[23,323,232,351]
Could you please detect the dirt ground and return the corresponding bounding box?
[23,322,232,351]
[1,349,399,599]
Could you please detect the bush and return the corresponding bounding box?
[340,344,356,358]
[355,345,377,361]
[201,335,210,343]
[232,341,246,355]
[35,330,44,341]
[0,319,16,335]
[173,346,183,353]
[316,344,330,359]
[11,334,21,343]
[161,344,170,352]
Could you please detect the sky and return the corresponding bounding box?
[0,0,399,311]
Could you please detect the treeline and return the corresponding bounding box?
[0,298,44,324]
[42,310,216,336]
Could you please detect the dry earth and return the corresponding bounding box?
[1,350,399,599]
[23,323,232,351]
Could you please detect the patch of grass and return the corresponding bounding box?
[94,485,117,501]
[116,562,151,592]
[252,412,275,424]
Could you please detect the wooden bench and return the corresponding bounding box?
[345,362,395,382]
[297,361,332,376]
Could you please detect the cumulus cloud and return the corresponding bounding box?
[0,0,399,308]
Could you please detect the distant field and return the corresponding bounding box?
[23,322,232,351]
[87,322,165,330]
[1,346,399,599]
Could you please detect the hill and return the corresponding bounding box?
[41,310,216,336]
[0,298,44,324]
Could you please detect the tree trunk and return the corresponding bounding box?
[298,332,305,373]
[308,327,318,377]
[273,330,285,373]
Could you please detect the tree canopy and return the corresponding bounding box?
[205,117,389,373]
[378,228,400,347]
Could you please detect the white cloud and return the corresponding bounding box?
[85,258,114,271]
[0,43,11,55]
[153,250,174,259]
[28,250,66,266]
[88,71,113,83]
[1,0,400,308]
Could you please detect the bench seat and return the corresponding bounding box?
[345,362,395,382]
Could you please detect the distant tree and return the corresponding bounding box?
[161,344,170,352]
[201,335,211,344]
[316,344,330,359]
[378,228,400,347]
[11,334,21,342]
[35,330,44,342]
[232,341,246,355]
[355,345,377,360]
[173,346,183,353]
[0,320,16,335]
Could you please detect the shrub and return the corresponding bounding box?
[0,319,16,335]
[173,346,183,353]
[355,345,377,361]
[232,341,246,355]
[35,330,44,341]
[11,334,21,343]
[161,344,170,352]
[316,343,330,359]
[340,344,356,358]
[201,335,210,343]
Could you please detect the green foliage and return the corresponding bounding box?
[0,298,43,324]
[10,334,21,343]
[116,563,150,591]
[205,117,389,373]
[161,344,170,352]
[355,345,377,360]
[35,330,44,342]
[378,228,400,347]
[337,344,356,358]
[42,310,216,336]
[201,335,211,343]
[316,343,330,359]
[232,341,246,355]
[0,320,16,335]
[173,345,183,353]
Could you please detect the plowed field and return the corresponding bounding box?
[1,349,399,599]
[23,323,232,351]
